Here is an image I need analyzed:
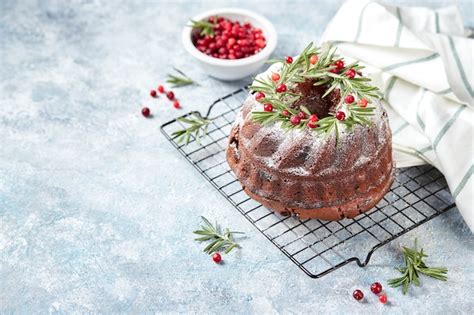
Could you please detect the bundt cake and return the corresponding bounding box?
[226,43,395,220]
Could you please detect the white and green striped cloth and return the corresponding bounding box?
[321,0,473,231]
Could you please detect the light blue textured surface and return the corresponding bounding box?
[1,0,473,313]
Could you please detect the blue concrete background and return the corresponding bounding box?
[1,0,473,313]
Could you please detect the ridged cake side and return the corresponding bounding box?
[226,95,395,220]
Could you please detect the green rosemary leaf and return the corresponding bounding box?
[166,68,195,87]
[172,114,211,144]
[193,216,244,255]
[189,19,216,37]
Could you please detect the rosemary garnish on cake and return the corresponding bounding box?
[250,42,381,140]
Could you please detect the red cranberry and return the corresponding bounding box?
[173,100,180,109]
[309,114,319,122]
[307,122,317,129]
[345,69,356,79]
[370,282,382,294]
[141,107,151,117]
[282,110,289,117]
[166,91,175,100]
[379,294,387,304]
[150,90,157,97]
[329,67,339,73]
[310,55,318,65]
[298,111,306,119]
[263,103,273,112]
[345,94,355,104]
[335,59,345,69]
[212,252,222,263]
[157,85,165,93]
[336,111,346,121]
[255,91,265,101]
[271,73,280,82]
[285,56,293,64]
[276,83,287,93]
[353,289,364,301]
[290,115,301,125]
[358,98,368,108]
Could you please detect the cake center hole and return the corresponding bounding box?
[292,79,340,118]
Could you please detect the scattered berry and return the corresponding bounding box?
[276,83,287,93]
[345,94,355,104]
[370,282,382,294]
[255,91,265,101]
[379,294,387,304]
[212,252,222,263]
[290,115,301,125]
[173,100,181,109]
[358,98,368,108]
[263,103,273,112]
[309,114,319,122]
[286,56,293,64]
[150,90,157,97]
[310,54,318,65]
[346,69,356,79]
[336,111,346,121]
[335,59,345,69]
[141,107,151,117]
[158,85,165,93]
[298,111,306,119]
[352,289,364,301]
[166,91,175,100]
[271,73,280,82]
[282,109,290,117]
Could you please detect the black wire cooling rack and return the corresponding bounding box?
[160,87,456,278]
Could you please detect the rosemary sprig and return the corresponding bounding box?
[193,216,245,254]
[249,42,382,142]
[171,114,211,144]
[388,239,448,294]
[189,18,216,37]
[166,68,195,87]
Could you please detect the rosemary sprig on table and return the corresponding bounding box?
[166,68,195,87]
[189,18,216,37]
[388,239,448,294]
[250,42,381,141]
[171,114,211,144]
[193,216,245,254]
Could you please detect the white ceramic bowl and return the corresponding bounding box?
[182,8,277,81]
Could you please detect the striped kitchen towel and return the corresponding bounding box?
[321,0,473,231]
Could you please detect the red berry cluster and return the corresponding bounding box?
[193,16,266,60]
[353,282,388,304]
[141,85,181,117]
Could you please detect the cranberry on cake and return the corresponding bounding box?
[226,43,395,221]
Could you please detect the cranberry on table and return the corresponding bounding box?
[379,294,388,304]
[345,94,355,104]
[358,98,368,107]
[336,111,346,121]
[290,115,301,126]
[150,90,157,97]
[255,91,265,101]
[141,107,151,118]
[263,103,273,112]
[276,83,287,93]
[370,282,382,294]
[157,85,165,93]
[166,91,175,100]
[173,100,181,109]
[352,289,364,301]
[212,252,222,263]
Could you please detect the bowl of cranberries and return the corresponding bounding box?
[182,8,277,81]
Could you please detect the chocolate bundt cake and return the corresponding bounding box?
[226,43,395,220]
